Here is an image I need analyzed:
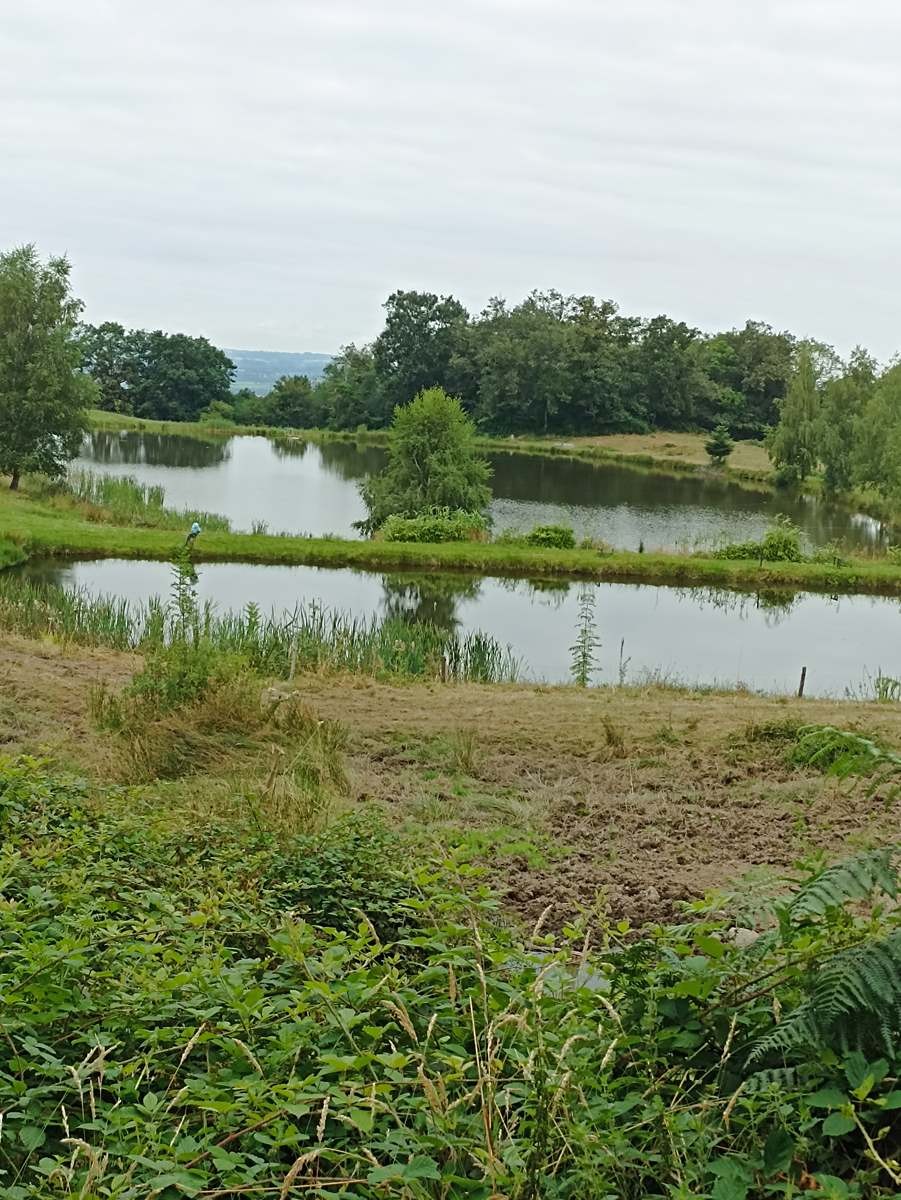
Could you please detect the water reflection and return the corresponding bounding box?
[381,573,482,629]
[77,429,885,551]
[18,557,901,695]
[83,431,230,469]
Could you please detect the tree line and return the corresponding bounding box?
[83,290,806,438]
[5,240,901,510]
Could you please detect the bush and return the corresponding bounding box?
[380,508,489,543]
[524,523,577,549]
[715,517,804,562]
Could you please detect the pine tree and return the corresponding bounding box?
[704,422,734,467]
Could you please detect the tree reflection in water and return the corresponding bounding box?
[380,573,482,630]
[82,431,230,469]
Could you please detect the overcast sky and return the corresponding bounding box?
[4,0,901,357]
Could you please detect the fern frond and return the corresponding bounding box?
[747,930,901,1066]
[789,847,898,921]
[791,724,901,786]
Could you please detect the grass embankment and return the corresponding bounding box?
[4,480,901,594]
[2,626,901,1196]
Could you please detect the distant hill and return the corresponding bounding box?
[224,348,333,394]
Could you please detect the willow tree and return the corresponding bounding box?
[0,245,94,489]
[359,387,492,532]
[768,347,819,485]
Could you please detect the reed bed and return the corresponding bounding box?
[0,574,521,683]
[53,469,232,532]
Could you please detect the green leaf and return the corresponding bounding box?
[879,1090,901,1109]
[368,1156,441,1184]
[694,933,726,959]
[810,1175,851,1199]
[18,1126,46,1152]
[806,1087,848,1109]
[347,1106,374,1134]
[822,1112,856,1137]
[763,1128,794,1175]
[710,1157,753,1200]
[843,1051,868,1089]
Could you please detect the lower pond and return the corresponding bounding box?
[77,431,885,552]
[23,557,901,697]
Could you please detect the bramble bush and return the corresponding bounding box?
[2,749,901,1198]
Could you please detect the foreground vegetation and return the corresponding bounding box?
[2,591,901,1196]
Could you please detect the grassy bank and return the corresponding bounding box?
[4,480,901,594]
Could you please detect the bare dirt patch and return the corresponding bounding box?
[4,637,900,929]
[300,679,901,927]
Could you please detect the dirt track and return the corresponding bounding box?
[3,633,900,927]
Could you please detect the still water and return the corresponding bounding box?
[78,431,882,551]
[24,557,901,696]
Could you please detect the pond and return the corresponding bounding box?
[77,431,883,552]
[22,557,901,697]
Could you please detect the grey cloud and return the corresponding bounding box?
[3,0,901,356]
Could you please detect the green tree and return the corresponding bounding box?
[359,387,492,532]
[818,347,876,494]
[263,374,321,427]
[703,321,796,438]
[631,316,708,429]
[852,362,901,498]
[373,291,469,411]
[0,245,94,489]
[78,321,135,412]
[128,331,234,421]
[316,344,384,429]
[704,423,735,466]
[767,348,820,484]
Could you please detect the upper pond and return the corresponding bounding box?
[78,431,883,551]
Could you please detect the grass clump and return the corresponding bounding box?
[4,754,901,1196]
[52,469,232,531]
[380,507,489,543]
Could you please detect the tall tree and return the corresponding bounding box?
[316,344,384,429]
[631,316,707,429]
[263,374,321,428]
[818,347,876,494]
[0,245,94,489]
[852,362,901,498]
[128,331,235,422]
[703,321,796,438]
[359,387,491,532]
[78,322,135,412]
[373,291,469,410]
[767,347,820,484]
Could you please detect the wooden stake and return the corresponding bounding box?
[797,666,807,698]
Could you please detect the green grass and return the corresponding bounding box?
[5,481,901,594]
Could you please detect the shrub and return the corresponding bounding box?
[715,517,804,562]
[705,422,735,466]
[524,523,577,549]
[380,507,489,543]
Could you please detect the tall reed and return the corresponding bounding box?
[0,574,521,683]
[54,470,232,532]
